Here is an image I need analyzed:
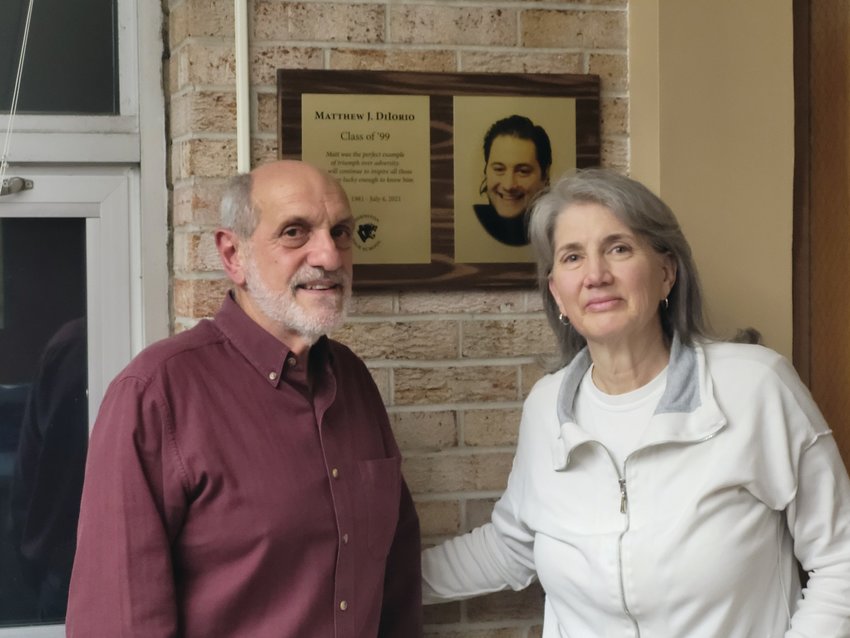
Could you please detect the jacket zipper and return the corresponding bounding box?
[619,478,628,514]
[617,469,639,637]
[595,444,640,637]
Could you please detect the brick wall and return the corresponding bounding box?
[166,1,628,634]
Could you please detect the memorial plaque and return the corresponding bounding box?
[278,70,600,289]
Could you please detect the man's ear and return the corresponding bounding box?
[215,229,247,286]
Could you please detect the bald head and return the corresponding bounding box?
[220,160,348,239]
[251,159,341,185]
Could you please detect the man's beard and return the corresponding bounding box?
[242,253,351,346]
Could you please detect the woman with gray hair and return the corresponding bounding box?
[422,168,850,636]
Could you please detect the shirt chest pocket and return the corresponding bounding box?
[357,457,401,560]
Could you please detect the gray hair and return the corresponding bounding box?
[528,168,709,368]
[219,172,257,238]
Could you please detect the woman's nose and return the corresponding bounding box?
[583,255,612,286]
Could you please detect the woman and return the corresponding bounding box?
[423,169,850,636]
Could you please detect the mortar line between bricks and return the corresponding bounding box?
[386,402,523,412]
[414,491,506,502]
[365,358,540,367]
[404,447,518,458]
[345,312,546,322]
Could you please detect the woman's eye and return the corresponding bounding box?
[611,244,631,255]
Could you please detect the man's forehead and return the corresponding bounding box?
[254,189,351,226]
[252,167,348,214]
[252,161,343,194]
[490,138,538,161]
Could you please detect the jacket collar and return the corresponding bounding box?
[551,334,727,470]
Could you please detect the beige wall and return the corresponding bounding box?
[631,0,795,356]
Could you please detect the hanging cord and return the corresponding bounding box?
[0,0,37,185]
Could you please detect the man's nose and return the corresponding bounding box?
[307,230,344,271]
[499,172,519,191]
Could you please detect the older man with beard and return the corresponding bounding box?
[67,161,422,638]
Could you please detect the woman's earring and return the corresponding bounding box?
[662,297,669,310]
[558,313,570,326]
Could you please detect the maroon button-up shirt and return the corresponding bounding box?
[67,295,422,637]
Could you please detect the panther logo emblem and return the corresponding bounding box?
[357,223,378,243]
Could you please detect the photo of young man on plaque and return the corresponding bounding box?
[453,96,576,264]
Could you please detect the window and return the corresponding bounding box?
[0,168,138,633]
[0,217,88,626]
[0,0,118,115]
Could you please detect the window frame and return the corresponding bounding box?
[0,165,135,417]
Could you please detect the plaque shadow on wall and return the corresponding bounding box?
[277,70,600,290]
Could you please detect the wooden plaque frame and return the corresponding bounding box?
[278,69,600,290]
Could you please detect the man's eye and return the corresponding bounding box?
[280,226,309,246]
[332,226,353,247]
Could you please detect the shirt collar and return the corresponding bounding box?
[213,292,331,388]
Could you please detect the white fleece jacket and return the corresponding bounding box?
[423,337,850,637]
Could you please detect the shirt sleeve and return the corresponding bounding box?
[66,375,188,638]
[378,478,423,637]
[786,432,850,637]
[421,467,538,604]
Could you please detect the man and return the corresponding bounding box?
[474,114,552,246]
[67,161,422,637]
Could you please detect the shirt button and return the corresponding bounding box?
[286,356,296,367]
[339,600,348,611]
[268,371,277,381]
[342,533,349,544]
[331,468,339,479]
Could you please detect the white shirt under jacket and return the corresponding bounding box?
[422,336,850,637]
